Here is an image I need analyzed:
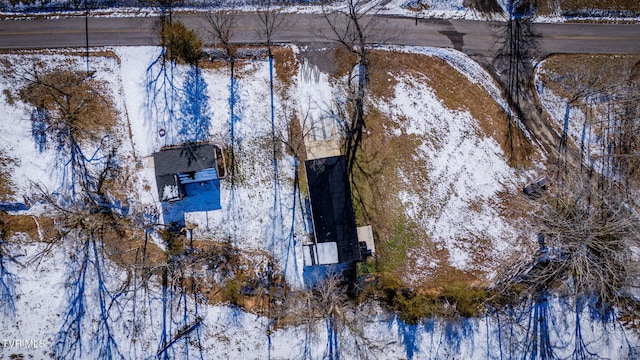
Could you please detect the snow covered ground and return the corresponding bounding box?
[0,44,638,358]
[1,242,637,358]
[1,0,638,23]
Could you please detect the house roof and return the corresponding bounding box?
[305,155,362,264]
[153,143,221,202]
[153,143,220,177]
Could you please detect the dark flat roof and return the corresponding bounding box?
[153,143,219,177]
[305,155,361,263]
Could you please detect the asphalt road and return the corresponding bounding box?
[0,13,639,58]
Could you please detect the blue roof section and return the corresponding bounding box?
[153,143,224,226]
[161,177,221,226]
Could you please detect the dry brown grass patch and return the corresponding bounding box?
[0,214,35,237]
[414,267,483,295]
[0,152,16,201]
[198,58,231,71]
[538,54,640,101]
[99,220,167,270]
[272,46,298,87]
[351,107,436,285]
[368,50,532,166]
[332,47,358,79]
[11,66,119,145]
[0,213,55,241]
[198,58,258,76]
[352,49,536,291]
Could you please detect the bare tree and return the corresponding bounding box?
[205,9,237,61]
[37,176,130,360]
[281,269,380,359]
[256,0,287,179]
[3,60,140,357]
[493,167,640,321]
[13,62,117,146]
[614,70,640,189]
[256,0,286,58]
[255,5,288,354]
[3,60,121,199]
[321,0,381,175]
[538,56,640,189]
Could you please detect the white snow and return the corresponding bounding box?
[2,0,639,23]
[0,43,637,359]
[372,60,524,280]
[162,184,179,201]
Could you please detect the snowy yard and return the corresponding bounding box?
[0,39,638,358]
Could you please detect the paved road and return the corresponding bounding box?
[0,13,639,58]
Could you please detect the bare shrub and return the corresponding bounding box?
[493,168,640,318]
[13,63,118,145]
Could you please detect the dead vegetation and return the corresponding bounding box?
[537,54,640,187]
[491,166,640,321]
[348,50,532,298]
[0,153,16,201]
[1,60,119,146]
[272,46,298,90]
[488,53,640,324]
[368,50,533,167]
[537,54,639,103]
[0,213,54,242]
[154,236,288,313]
[537,0,640,15]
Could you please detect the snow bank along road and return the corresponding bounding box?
[0,14,639,57]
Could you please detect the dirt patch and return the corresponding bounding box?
[0,152,16,201]
[368,50,532,166]
[0,213,55,241]
[272,46,298,88]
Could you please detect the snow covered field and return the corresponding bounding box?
[0,41,638,358]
